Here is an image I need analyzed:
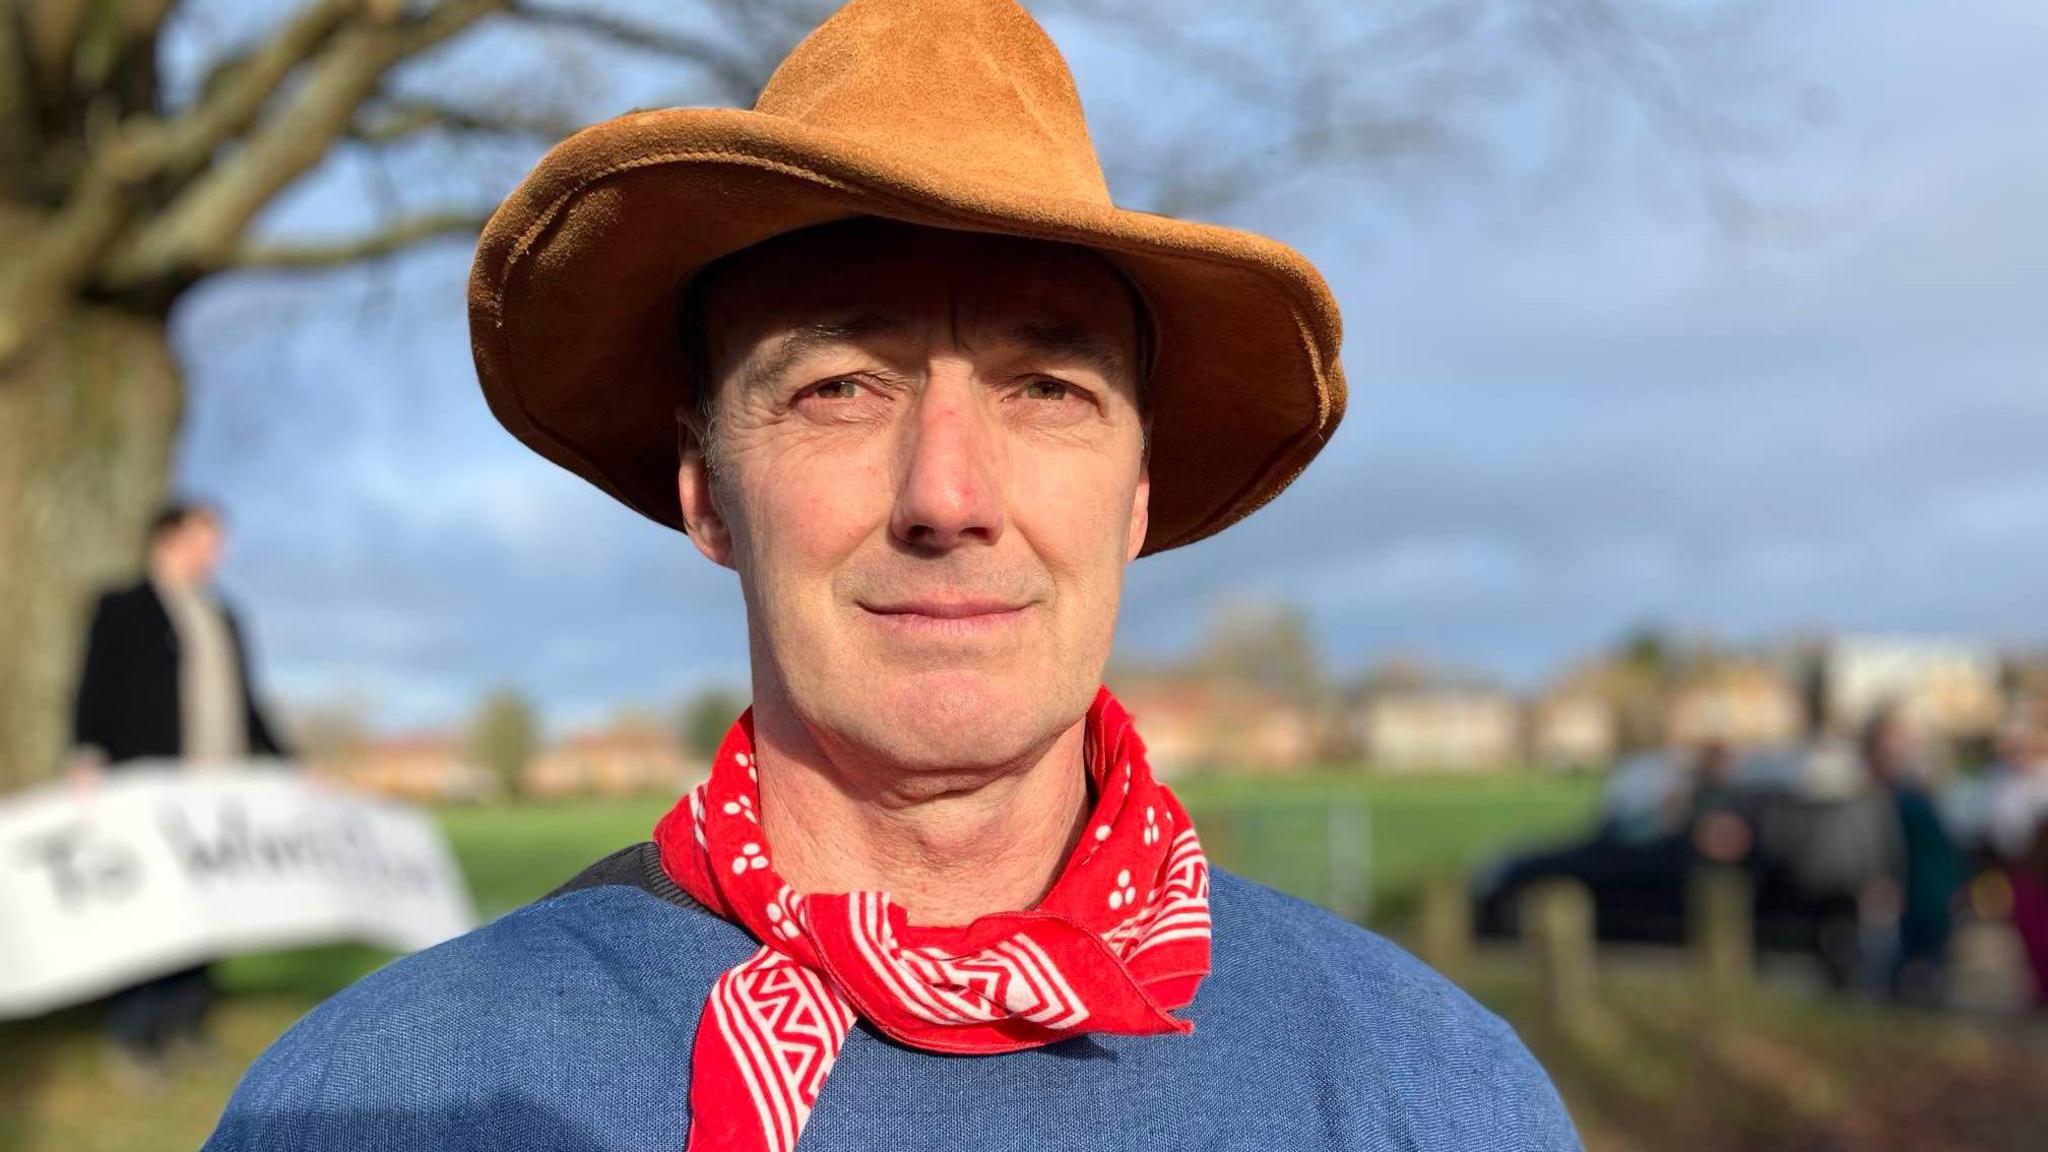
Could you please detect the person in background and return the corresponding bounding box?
[1985,712,2048,1009]
[68,498,293,1083]
[1861,705,1964,1005]
[1687,739,1754,865]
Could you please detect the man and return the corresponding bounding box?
[1984,712,2048,1007]
[208,1,1581,1148]
[1859,706,1962,1004]
[1687,738,1754,865]
[72,501,291,771]
[72,499,292,1079]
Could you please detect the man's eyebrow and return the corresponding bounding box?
[742,312,905,391]
[1003,319,1131,381]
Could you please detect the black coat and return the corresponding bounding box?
[71,578,290,766]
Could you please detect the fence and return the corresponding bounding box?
[1186,793,1373,922]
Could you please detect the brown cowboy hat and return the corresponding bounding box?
[468,0,1345,555]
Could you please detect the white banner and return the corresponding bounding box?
[0,763,475,1019]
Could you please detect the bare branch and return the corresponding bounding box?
[0,168,128,367]
[1,1,361,364]
[20,0,94,100]
[101,0,500,291]
[80,0,177,99]
[224,208,488,272]
[349,96,579,145]
[502,1,764,106]
[0,8,39,168]
[100,0,789,291]
[1528,0,1756,230]
[12,2,348,319]
[10,0,174,123]
[102,0,361,187]
[117,0,178,39]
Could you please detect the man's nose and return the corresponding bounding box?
[890,372,1005,552]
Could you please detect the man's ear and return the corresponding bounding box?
[1126,440,1151,564]
[676,423,735,569]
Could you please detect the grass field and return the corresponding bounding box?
[1177,769,1603,919]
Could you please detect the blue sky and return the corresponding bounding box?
[167,1,2048,733]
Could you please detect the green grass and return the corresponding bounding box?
[437,797,678,916]
[1177,769,1602,919]
[3,771,1603,1152]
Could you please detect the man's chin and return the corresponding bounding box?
[829,678,1081,772]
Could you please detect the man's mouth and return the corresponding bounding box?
[857,597,1032,635]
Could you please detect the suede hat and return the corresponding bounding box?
[467,0,1345,555]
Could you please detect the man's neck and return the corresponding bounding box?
[747,700,1091,926]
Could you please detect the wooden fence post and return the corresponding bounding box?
[1418,872,1473,976]
[1688,866,1754,995]
[1521,878,1597,1027]
[1326,797,1372,924]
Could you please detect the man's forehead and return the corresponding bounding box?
[765,311,1120,346]
[736,309,1134,391]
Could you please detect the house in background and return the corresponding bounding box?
[1817,636,2003,740]
[1111,676,1317,778]
[314,733,499,803]
[524,722,700,799]
[1663,660,1805,751]
[1352,676,1521,773]
[1535,652,1669,757]
[1528,691,1618,770]
[2004,651,2048,726]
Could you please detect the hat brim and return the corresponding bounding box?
[469,106,1345,556]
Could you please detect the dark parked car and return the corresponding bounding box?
[1472,748,1901,988]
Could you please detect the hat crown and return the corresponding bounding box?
[754,0,1111,204]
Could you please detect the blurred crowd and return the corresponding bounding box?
[1477,698,2048,1013]
[1636,707,2048,1007]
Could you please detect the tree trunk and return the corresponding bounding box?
[0,210,182,788]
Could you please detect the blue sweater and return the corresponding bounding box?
[205,844,1582,1150]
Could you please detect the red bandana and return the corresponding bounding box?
[653,686,1212,1152]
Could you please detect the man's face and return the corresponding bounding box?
[154,512,224,587]
[679,220,1150,772]
[185,516,224,584]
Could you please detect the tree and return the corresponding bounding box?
[0,0,1779,787]
[467,685,538,800]
[1199,598,1326,709]
[1619,623,1676,679]
[678,685,747,760]
[282,690,373,765]
[1595,621,1696,752]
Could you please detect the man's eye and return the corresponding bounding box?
[1021,378,1071,401]
[808,378,862,400]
